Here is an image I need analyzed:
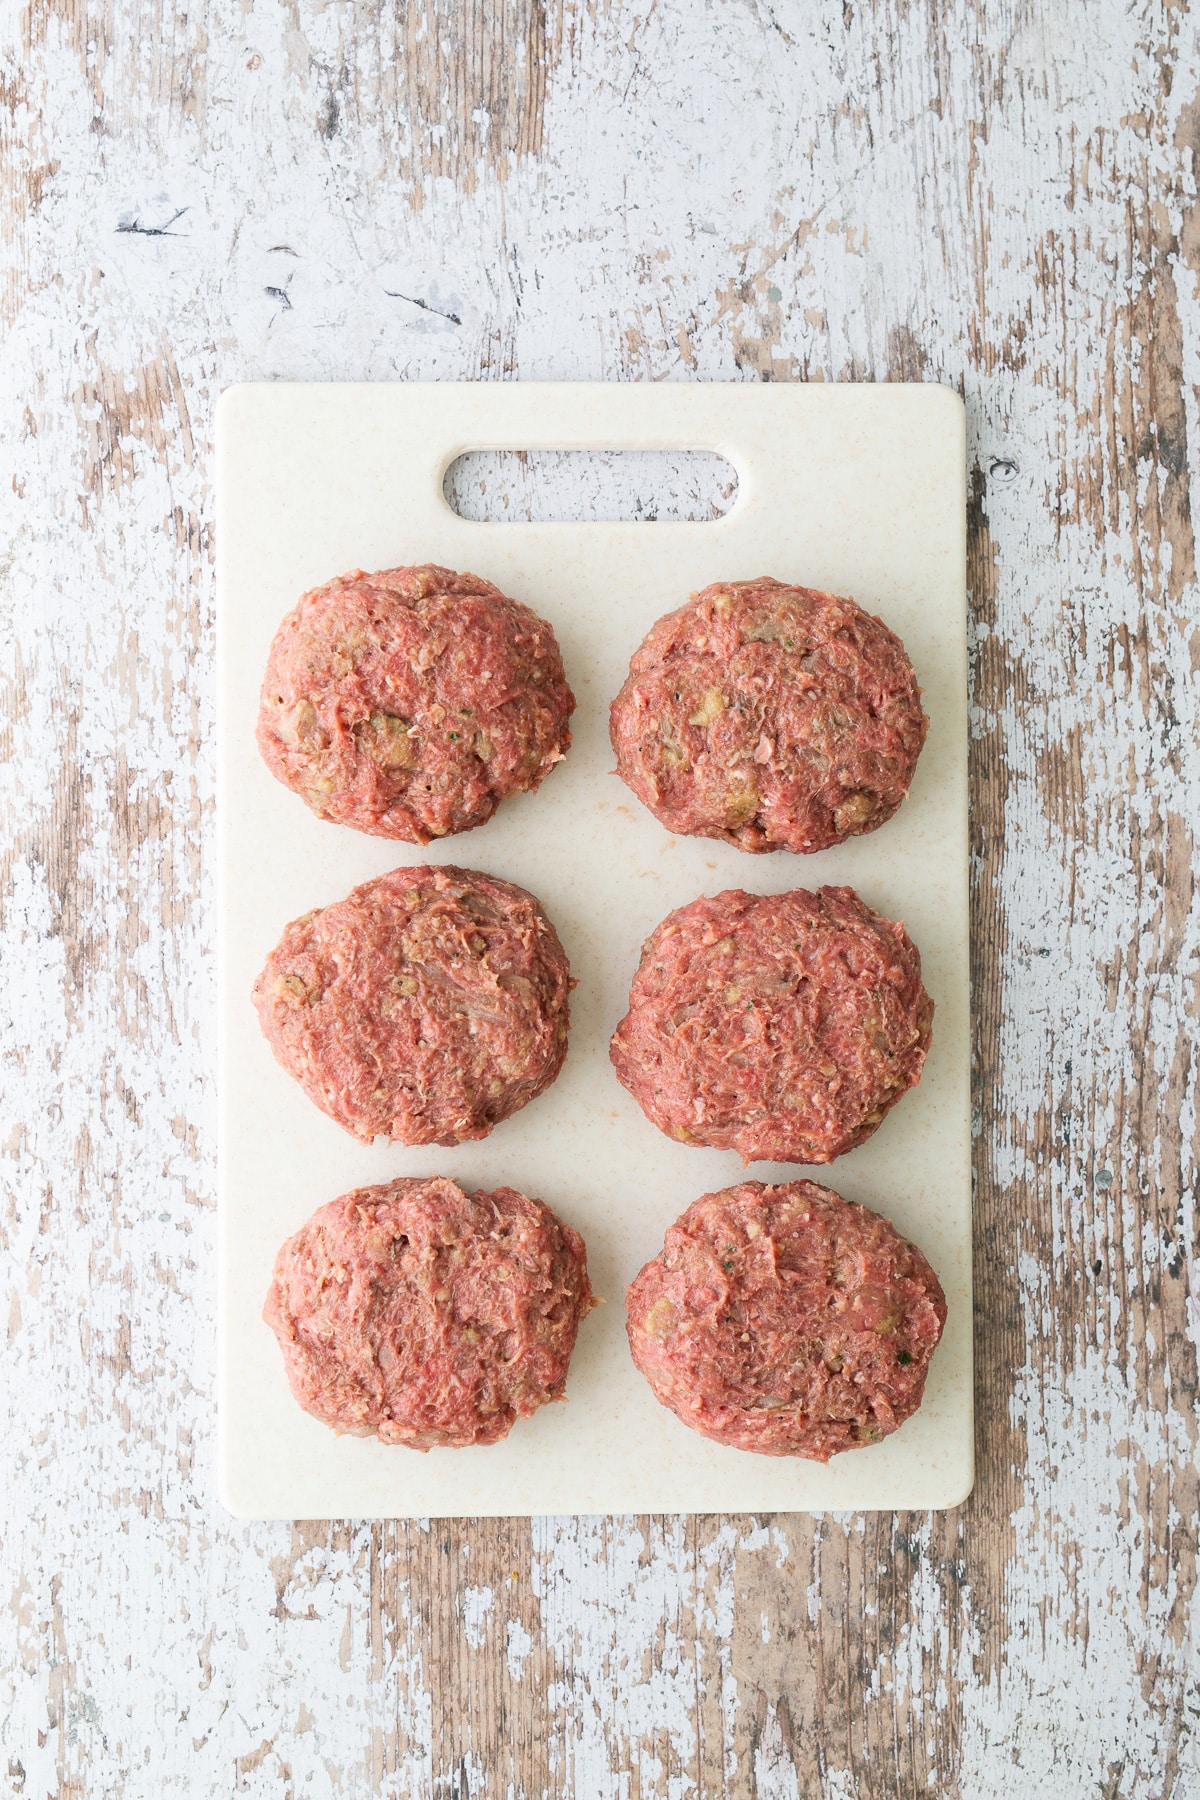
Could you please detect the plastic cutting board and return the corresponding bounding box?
[216,381,972,1518]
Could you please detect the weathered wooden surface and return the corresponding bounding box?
[1,0,1198,1794]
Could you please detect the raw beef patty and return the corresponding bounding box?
[609,578,927,853]
[253,864,572,1145]
[610,885,932,1164]
[258,564,574,841]
[265,1177,596,1449]
[626,1179,946,1460]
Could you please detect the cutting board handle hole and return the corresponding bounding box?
[443,449,738,523]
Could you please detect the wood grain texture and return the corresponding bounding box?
[1,1,1198,1795]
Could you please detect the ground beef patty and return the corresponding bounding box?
[627,1180,946,1460]
[611,885,932,1163]
[253,865,571,1145]
[265,1177,596,1449]
[609,578,927,853]
[258,564,574,841]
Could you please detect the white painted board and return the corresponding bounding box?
[216,381,971,1519]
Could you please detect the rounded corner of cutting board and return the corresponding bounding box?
[216,1459,260,1522]
[918,381,966,423]
[214,382,262,440]
[938,1459,977,1513]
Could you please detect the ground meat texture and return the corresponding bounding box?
[265,1178,596,1449]
[253,865,572,1145]
[626,1180,946,1460]
[610,885,932,1164]
[609,578,928,853]
[258,564,574,841]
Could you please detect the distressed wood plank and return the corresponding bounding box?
[0,0,1198,1796]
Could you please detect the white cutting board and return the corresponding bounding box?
[216,381,971,1518]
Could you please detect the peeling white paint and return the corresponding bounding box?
[461,1587,497,1651]
[753,1706,800,1800]
[506,1619,534,1683]
[1,0,1198,1793]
